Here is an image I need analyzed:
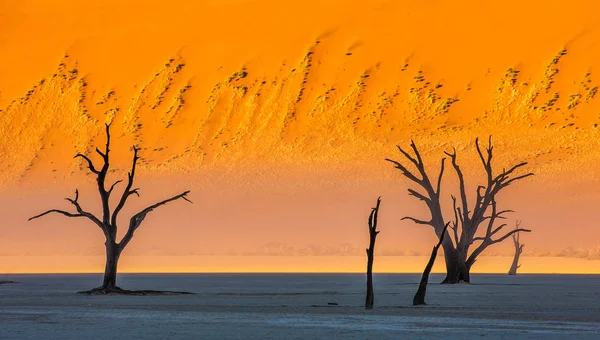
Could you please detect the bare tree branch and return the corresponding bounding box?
[435,158,446,197]
[387,140,447,237]
[408,189,431,203]
[29,209,84,221]
[500,173,534,190]
[368,209,376,231]
[93,124,112,228]
[483,209,514,221]
[107,180,123,195]
[494,162,528,183]
[436,222,451,248]
[402,216,432,225]
[409,140,426,167]
[474,185,486,210]
[445,148,470,225]
[101,124,111,160]
[491,228,532,245]
[397,144,421,169]
[65,190,103,228]
[514,220,522,244]
[475,137,493,185]
[484,200,498,236]
[118,191,192,250]
[111,146,140,228]
[74,154,100,174]
[29,190,104,231]
[450,195,460,247]
[96,148,106,159]
[489,223,507,236]
[369,197,382,234]
[385,158,422,184]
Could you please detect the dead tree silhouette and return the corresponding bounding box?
[413,222,449,305]
[365,197,381,310]
[508,220,525,275]
[386,137,532,283]
[29,124,192,294]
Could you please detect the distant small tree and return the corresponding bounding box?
[365,197,381,310]
[508,220,525,275]
[29,124,192,294]
[413,223,449,305]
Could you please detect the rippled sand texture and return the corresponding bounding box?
[1,0,600,186]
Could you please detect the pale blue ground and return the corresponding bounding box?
[1,274,599,339]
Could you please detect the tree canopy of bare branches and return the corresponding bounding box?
[386,137,532,283]
[29,124,192,293]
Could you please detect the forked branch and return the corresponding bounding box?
[111,146,141,228]
[118,191,192,250]
[387,140,446,233]
[74,154,100,174]
[29,190,104,230]
[368,197,382,236]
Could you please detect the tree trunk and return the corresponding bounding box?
[456,248,471,283]
[509,245,523,275]
[365,248,375,309]
[364,198,380,310]
[102,242,121,290]
[441,242,460,284]
[414,223,448,305]
[457,263,470,283]
[508,229,524,275]
[413,246,440,305]
[365,197,381,309]
[508,255,519,275]
[441,240,473,284]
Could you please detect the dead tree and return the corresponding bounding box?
[508,220,525,275]
[365,197,381,310]
[29,124,191,293]
[386,137,532,283]
[413,223,449,305]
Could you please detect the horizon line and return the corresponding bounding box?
[3,271,599,275]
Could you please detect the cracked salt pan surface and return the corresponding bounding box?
[1,274,600,339]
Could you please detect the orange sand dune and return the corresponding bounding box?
[1,0,600,273]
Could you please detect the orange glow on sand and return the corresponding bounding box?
[2,256,600,275]
[2,0,600,274]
